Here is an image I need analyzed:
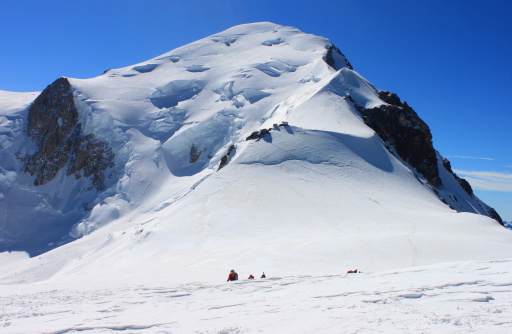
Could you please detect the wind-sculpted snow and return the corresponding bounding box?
[150,80,204,108]
[254,61,297,77]
[186,65,210,73]
[262,37,284,46]
[255,63,282,77]
[1,259,511,333]
[132,63,159,73]
[237,127,394,173]
[211,35,237,46]
[240,88,271,103]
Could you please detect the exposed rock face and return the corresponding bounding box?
[357,91,441,188]
[487,208,504,225]
[25,78,78,185]
[442,158,473,196]
[324,44,353,70]
[24,77,114,191]
[218,145,236,171]
[189,144,202,163]
[67,134,115,191]
[245,127,276,141]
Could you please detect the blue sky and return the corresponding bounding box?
[1,0,511,221]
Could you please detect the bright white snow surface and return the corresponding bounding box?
[1,259,511,333]
[1,22,512,332]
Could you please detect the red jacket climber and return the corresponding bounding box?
[227,269,239,281]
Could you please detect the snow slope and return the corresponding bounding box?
[0,22,511,289]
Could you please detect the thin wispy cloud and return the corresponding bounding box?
[446,156,495,161]
[454,169,512,192]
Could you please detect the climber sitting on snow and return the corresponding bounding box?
[227,269,238,281]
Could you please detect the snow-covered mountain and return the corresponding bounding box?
[0,22,511,285]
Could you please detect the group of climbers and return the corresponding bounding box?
[227,270,266,281]
[227,268,362,281]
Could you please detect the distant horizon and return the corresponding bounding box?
[1,0,510,221]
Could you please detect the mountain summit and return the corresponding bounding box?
[0,22,510,284]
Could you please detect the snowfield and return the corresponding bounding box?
[1,22,512,333]
[1,259,511,333]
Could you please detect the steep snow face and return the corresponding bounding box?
[0,22,511,283]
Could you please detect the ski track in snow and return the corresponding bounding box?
[1,260,511,334]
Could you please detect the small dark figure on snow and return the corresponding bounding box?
[347,269,358,274]
[261,272,266,278]
[248,274,255,279]
[227,269,238,281]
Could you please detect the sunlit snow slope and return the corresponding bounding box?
[0,22,511,285]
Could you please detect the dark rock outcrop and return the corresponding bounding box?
[441,158,503,225]
[442,158,474,196]
[218,145,236,171]
[356,91,441,187]
[246,131,261,141]
[246,126,280,142]
[189,144,202,163]
[24,77,114,191]
[246,129,271,141]
[488,208,504,226]
[67,134,115,190]
[324,44,353,70]
[260,128,271,137]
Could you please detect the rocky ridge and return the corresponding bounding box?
[354,90,503,225]
[355,90,441,187]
